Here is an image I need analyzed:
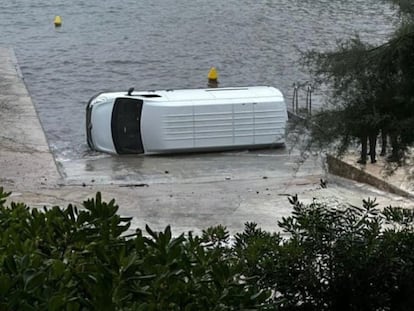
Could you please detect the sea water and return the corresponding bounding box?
[0,0,396,161]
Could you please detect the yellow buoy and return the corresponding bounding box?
[54,15,62,27]
[207,67,219,88]
[208,67,218,80]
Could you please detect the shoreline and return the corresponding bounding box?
[1,46,413,235]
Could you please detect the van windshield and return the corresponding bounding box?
[111,98,144,154]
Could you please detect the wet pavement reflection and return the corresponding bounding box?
[60,145,322,186]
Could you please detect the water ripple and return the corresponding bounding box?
[0,0,397,161]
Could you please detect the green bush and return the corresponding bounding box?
[235,195,414,310]
[0,187,414,310]
[0,188,267,310]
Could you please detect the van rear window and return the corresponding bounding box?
[111,98,144,154]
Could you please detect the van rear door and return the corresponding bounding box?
[111,98,144,154]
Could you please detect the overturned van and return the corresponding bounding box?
[86,86,288,155]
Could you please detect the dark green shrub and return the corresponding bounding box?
[234,195,414,310]
[1,186,414,310]
[0,188,267,310]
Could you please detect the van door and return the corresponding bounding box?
[234,103,254,145]
[253,101,283,144]
[111,98,144,154]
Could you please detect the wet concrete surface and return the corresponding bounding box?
[0,47,61,188]
[61,148,322,186]
[1,46,414,236]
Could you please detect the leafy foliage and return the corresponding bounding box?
[1,186,414,310]
[299,0,414,163]
[0,188,267,310]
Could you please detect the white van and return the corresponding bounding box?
[86,86,287,155]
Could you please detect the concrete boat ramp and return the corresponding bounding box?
[1,47,413,235]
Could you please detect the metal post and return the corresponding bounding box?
[292,83,299,113]
[307,83,312,115]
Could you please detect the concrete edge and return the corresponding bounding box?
[8,47,24,79]
[326,154,414,199]
[3,46,63,183]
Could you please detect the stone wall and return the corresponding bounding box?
[326,154,413,198]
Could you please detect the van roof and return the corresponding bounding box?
[131,86,283,102]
